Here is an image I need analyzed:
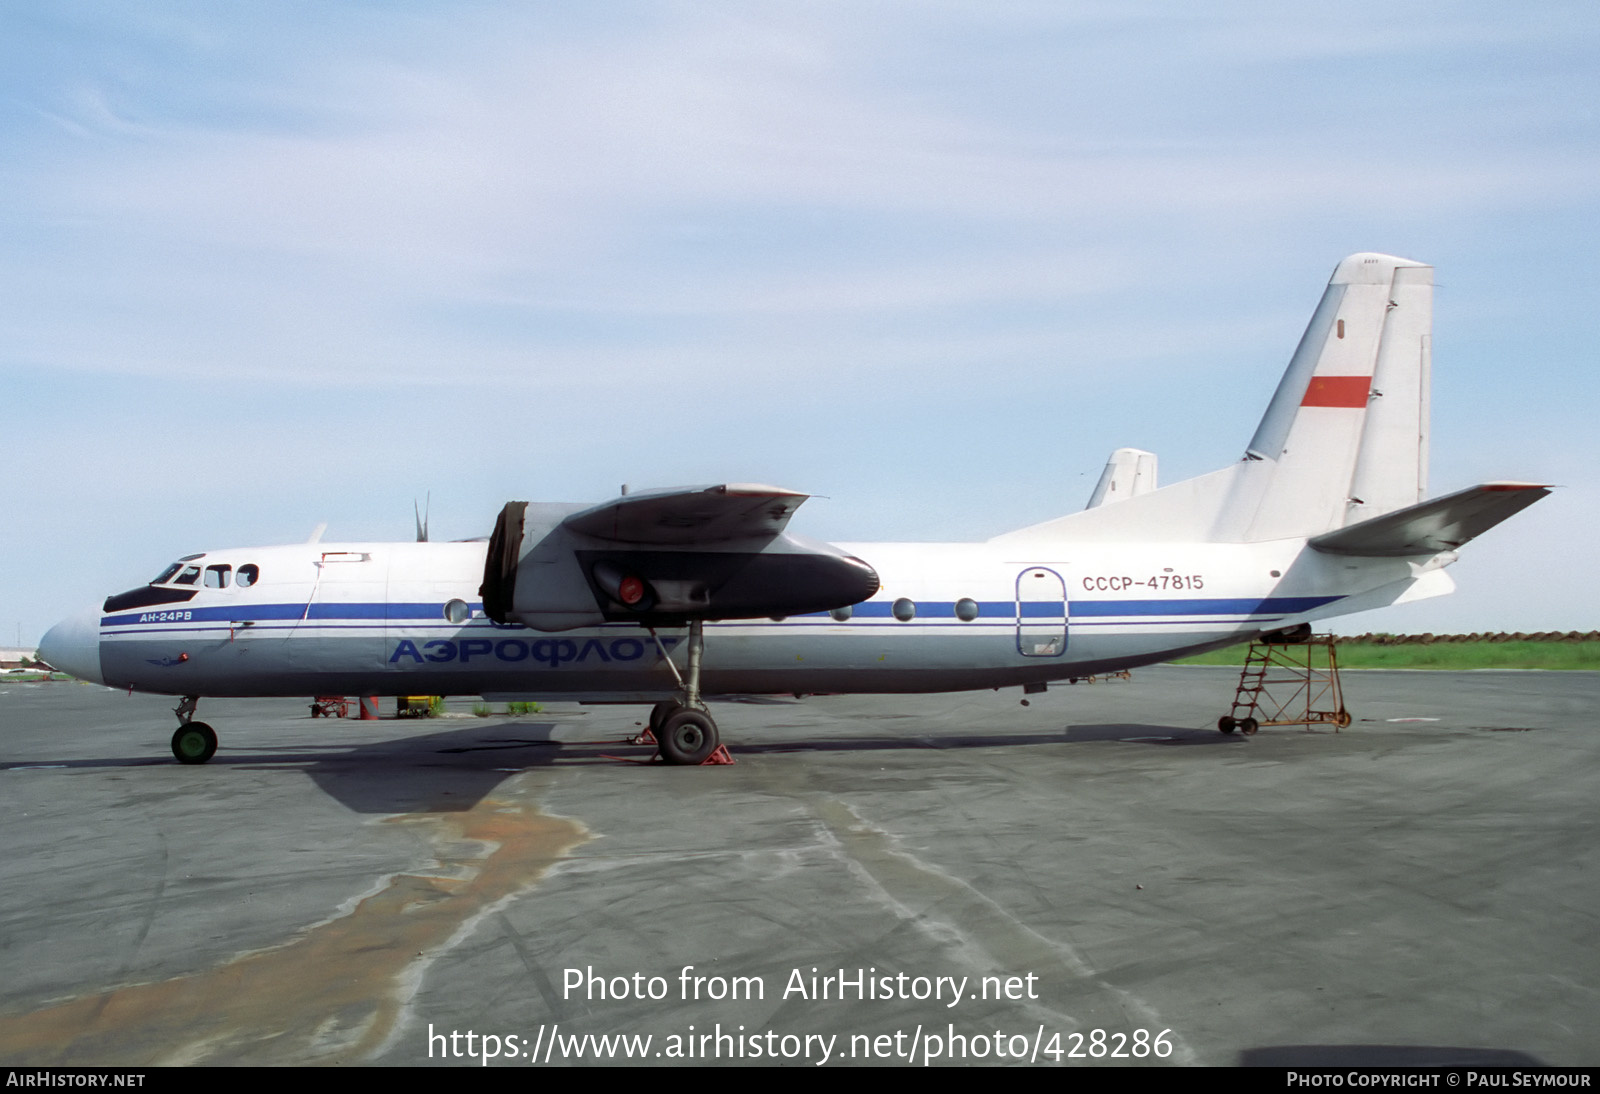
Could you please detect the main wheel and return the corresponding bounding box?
[658,709,719,766]
[1237,716,1259,736]
[648,700,682,735]
[171,722,218,765]
[1218,716,1237,734]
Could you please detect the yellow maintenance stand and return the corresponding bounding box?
[1218,629,1351,735]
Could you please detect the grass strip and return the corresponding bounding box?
[1174,639,1600,670]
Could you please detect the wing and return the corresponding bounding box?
[562,484,809,544]
[480,485,878,630]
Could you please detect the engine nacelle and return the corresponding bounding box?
[480,493,879,632]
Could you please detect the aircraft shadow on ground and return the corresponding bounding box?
[1,720,1239,815]
[299,720,1237,812]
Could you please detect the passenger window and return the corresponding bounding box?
[236,564,260,588]
[173,565,202,585]
[204,565,232,589]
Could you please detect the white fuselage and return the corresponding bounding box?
[58,534,1426,700]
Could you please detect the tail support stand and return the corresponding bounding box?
[1218,633,1351,735]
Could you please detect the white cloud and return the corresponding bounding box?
[4,2,1597,639]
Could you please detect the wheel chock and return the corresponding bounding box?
[620,729,731,764]
[607,739,733,765]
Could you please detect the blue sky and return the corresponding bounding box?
[6,1,1598,645]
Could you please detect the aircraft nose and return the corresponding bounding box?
[38,609,104,686]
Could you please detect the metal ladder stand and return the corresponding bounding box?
[1218,631,1351,735]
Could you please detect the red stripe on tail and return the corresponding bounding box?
[1301,375,1371,408]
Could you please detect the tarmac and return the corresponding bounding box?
[0,666,1595,1067]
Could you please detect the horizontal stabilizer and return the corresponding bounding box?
[564,484,809,544]
[1308,483,1550,557]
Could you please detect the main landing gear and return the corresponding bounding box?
[170,695,218,764]
[646,701,722,765]
[642,621,731,766]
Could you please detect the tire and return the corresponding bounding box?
[1238,717,1259,736]
[172,722,218,765]
[1334,709,1352,729]
[658,709,719,766]
[1218,716,1237,734]
[648,700,681,735]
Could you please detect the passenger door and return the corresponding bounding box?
[1015,567,1067,657]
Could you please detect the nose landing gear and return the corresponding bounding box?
[170,695,218,764]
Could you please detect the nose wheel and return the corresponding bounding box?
[171,721,218,764]
[170,695,218,764]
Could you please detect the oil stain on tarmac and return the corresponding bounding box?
[0,793,589,1065]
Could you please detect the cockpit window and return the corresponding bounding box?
[204,565,232,589]
[152,562,182,585]
[173,565,202,586]
[236,564,260,588]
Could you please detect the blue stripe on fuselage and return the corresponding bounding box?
[101,595,1339,629]
[101,602,484,627]
[832,596,1339,619]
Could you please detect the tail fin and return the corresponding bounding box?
[1234,252,1432,540]
[993,253,1436,547]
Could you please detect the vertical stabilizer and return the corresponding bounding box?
[1347,264,1431,520]
[990,253,1437,549]
[1231,253,1433,541]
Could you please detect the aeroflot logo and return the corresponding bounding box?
[389,636,677,667]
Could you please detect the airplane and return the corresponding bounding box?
[39,253,1549,766]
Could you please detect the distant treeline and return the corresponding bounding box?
[1335,632,1599,645]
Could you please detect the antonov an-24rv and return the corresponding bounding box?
[41,254,1548,766]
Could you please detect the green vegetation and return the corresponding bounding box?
[472,702,492,718]
[395,695,446,717]
[1175,636,1600,671]
[504,701,541,715]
